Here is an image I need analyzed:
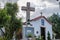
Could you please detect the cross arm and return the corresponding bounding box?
[21,6,27,11]
[30,7,35,11]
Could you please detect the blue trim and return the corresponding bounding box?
[41,19,44,25]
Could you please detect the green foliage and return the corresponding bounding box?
[0,36,7,40]
[47,32,51,40]
[5,3,18,16]
[0,37,4,40]
[36,36,43,40]
[0,3,22,40]
[0,9,11,28]
[4,3,22,40]
[27,33,32,38]
[48,13,60,38]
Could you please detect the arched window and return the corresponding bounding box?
[41,19,44,25]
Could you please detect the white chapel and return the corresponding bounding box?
[23,16,52,40]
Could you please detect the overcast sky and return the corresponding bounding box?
[0,0,60,21]
[17,0,60,21]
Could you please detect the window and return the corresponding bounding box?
[36,31,39,34]
[41,19,44,25]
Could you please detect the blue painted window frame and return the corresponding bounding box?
[25,27,34,37]
[41,19,44,25]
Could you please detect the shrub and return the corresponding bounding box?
[36,36,43,40]
[27,33,32,38]
[0,36,7,40]
[47,31,51,40]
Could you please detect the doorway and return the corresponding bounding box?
[41,27,45,40]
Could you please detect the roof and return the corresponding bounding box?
[23,16,52,25]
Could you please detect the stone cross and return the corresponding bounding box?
[21,2,35,25]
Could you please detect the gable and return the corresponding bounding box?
[30,16,52,25]
[23,16,52,25]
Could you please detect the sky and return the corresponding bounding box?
[0,0,60,22]
[17,0,60,21]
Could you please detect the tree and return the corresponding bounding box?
[4,3,22,40]
[0,3,22,40]
[0,9,11,35]
[47,32,51,40]
[48,13,60,38]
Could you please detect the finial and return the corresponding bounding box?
[40,12,43,16]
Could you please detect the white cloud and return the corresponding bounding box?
[0,0,60,21]
[17,0,60,22]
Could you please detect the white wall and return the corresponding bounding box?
[43,18,52,40]
[30,18,52,40]
[23,17,52,40]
